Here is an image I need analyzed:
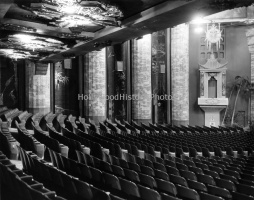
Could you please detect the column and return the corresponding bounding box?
[132,34,152,124]
[171,24,190,126]
[246,26,254,122]
[84,49,107,124]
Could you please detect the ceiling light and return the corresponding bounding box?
[60,5,81,14]
[191,16,205,24]
[194,27,204,33]
[23,0,123,30]
[13,34,35,42]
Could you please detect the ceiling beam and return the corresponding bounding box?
[0,18,95,38]
[0,2,13,19]
[41,0,254,62]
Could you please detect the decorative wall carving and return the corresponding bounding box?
[200,72,204,96]
[26,60,50,114]
[171,24,189,123]
[88,49,106,117]
[132,34,152,120]
[222,71,226,96]
[151,30,167,123]
[245,26,254,122]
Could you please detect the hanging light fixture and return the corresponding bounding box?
[0,49,39,60]
[23,0,124,31]
[0,33,69,60]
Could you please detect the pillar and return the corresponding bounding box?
[246,26,254,122]
[171,24,189,126]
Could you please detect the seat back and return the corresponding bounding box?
[138,184,161,200]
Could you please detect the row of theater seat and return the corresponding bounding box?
[0,151,67,200]
[1,108,254,200]
[18,120,254,200]
[19,147,127,200]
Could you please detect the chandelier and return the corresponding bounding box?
[23,0,124,31]
[4,34,68,52]
[0,33,69,60]
[0,49,39,60]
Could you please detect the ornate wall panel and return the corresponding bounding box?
[171,24,189,125]
[246,26,254,123]
[26,60,50,114]
[132,34,152,121]
[84,49,106,122]
[151,30,167,124]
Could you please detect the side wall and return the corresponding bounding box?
[189,25,251,126]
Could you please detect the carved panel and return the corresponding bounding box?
[132,34,152,120]
[171,24,189,122]
[222,71,226,96]
[200,72,204,96]
[199,26,225,61]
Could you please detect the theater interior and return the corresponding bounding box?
[0,0,254,200]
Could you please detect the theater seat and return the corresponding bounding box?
[138,184,161,200]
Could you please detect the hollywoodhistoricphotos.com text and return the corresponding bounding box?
[78,94,175,101]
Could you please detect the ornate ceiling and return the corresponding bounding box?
[0,0,253,61]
